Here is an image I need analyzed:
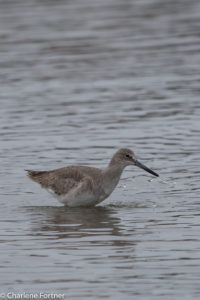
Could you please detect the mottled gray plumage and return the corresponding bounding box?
[26,148,158,207]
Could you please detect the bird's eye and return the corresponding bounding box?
[126,154,130,158]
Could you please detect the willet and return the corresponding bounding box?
[26,148,159,207]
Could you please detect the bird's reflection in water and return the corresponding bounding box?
[22,204,139,259]
[24,205,123,240]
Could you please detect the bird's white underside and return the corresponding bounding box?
[46,188,104,207]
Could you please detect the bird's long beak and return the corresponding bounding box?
[135,160,159,177]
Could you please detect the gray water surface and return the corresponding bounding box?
[1,0,200,299]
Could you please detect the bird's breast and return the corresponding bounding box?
[102,176,120,196]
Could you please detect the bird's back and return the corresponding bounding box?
[26,165,102,193]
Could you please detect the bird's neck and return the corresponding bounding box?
[102,163,125,196]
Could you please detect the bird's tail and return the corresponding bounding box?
[25,169,46,182]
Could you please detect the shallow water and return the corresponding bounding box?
[1,0,200,299]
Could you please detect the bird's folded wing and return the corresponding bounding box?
[47,177,81,195]
[27,168,86,195]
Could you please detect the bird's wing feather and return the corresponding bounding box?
[26,167,88,195]
[47,177,81,195]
